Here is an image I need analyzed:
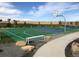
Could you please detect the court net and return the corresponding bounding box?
[26,35,45,44]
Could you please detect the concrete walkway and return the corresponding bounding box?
[33,32,79,57]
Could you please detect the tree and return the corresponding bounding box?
[0,19,2,22]
[24,21,26,27]
[24,21,26,25]
[13,20,17,27]
[7,18,11,27]
[59,21,62,25]
[7,18,11,23]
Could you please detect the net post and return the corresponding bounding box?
[26,38,30,44]
[43,35,46,41]
[26,35,45,44]
[27,38,30,44]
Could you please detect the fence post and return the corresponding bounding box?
[27,38,30,44]
[44,35,46,41]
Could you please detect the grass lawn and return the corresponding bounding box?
[0,32,15,44]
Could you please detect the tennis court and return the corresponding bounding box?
[1,27,52,41]
[0,26,79,41]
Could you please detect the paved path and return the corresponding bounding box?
[33,32,79,57]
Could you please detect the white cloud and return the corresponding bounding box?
[0,15,19,21]
[0,2,14,8]
[0,7,22,15]
[28,2,79,17]
[0,15,32,21]
[9,18,32,21]
[20,18,33,21]
[0,2,22,15]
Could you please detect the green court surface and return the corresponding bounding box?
[0,26,79,42]
[1,27,52,41]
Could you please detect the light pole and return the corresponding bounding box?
[56,15,66,32]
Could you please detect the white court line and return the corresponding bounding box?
[6,30,24,39]
[24,31,33,36]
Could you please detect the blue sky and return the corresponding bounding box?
[0,2,79,21]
